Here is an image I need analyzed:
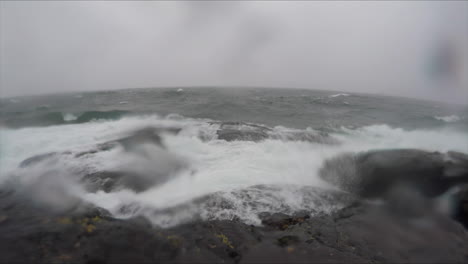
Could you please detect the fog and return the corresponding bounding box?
[1,1,467,103]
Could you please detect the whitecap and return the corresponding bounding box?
[434,115,461,123]
[62,113,78,122]
[329,93,350,98]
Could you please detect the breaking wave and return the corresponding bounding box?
[0,114,467,227]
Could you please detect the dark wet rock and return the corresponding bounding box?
[445,151,468,177]
[454,186,468,228]
[276,235,300,247]
[320,149,468,198]
[217,129,269,142]
[448,151,468,162]
[259,212,290,229]
[1,186,468,263]
[301,203,468,263]
[292,210,312,219]
[259,212,310,231]
[319,149,468,227]
[269,129,340,144]
[81,171,143,193]
[213,121,339,144]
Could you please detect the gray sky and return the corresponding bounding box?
[1,1,467,103]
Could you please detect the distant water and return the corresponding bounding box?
[1,87,467,226]
[1,87,467,130]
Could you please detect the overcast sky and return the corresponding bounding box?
[1,1,467,103]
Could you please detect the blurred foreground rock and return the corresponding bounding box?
[320,149,468,198]
[1,187,468,264]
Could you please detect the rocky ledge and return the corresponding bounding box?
[1,186,468,263]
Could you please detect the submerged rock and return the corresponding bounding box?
[214,121,338,144]
[19,152,60,168]
[81,164,184,193]
[215,121,271,142]
[82,171,149,193]
[217,129,269,142]
[268,129,339,144]
[113,127,163,150]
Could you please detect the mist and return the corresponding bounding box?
[1,1,467,104]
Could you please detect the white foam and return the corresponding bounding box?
[1,116,467,226]
[336,124,468,153]
[434,115,461,123]
[63,113,78,122]
[329,93,350,98]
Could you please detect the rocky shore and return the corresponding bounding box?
[1,184,468,263]
[1,126,468,263]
